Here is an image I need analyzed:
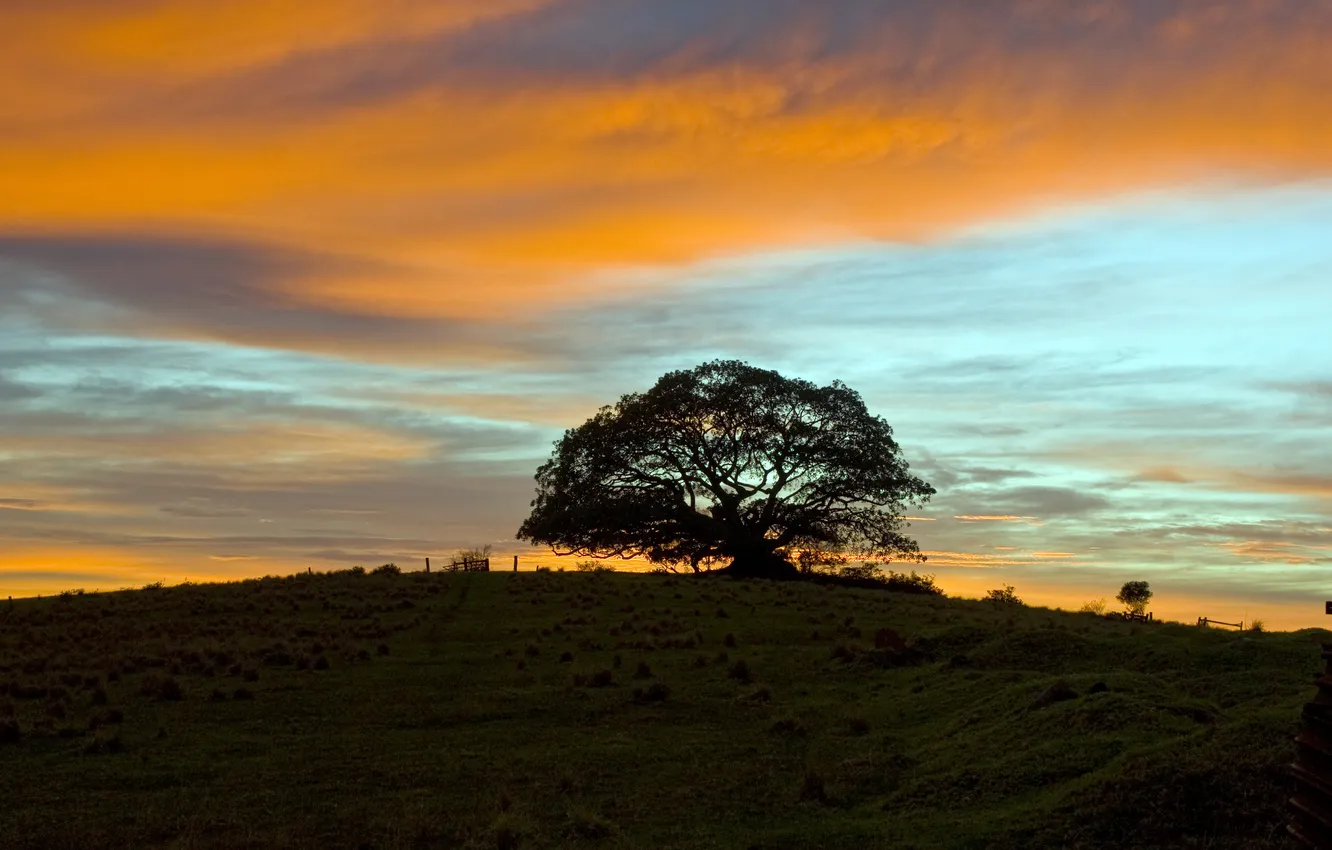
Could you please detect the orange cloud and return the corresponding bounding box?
[1228,472,1332,500]
[919,550,1026,567]
[1138,467,1193,484]
[1219,540,1332,565]
[3,3,1332,346]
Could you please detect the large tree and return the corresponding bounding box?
[517,360,936,578]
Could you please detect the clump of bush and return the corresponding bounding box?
[140,674,184,702]
[82,733,123,755]
[798,770,828,803]
[632,682,670,704]
[769,717,806,736]
[571,669,616,688]
[1079,598,1107,615]
[727,660,752,683]
[370,563,401,576]
[564,806,616,840]
[984,585,1023,605]
[833,564,944,595]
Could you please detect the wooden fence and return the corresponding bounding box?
[1290,643,1332,848]
[445,557,490,573]
[424,555,519,573]
[1196,617,1243,629]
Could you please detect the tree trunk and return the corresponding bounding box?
[723,542,799,580]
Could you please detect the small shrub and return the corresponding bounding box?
[232,687,255,701]
[492,812,524,850]
[82,734,123,755]
[1249,619,1266,633]
[633,661,653,679]
[769,717,806,736]
[723,633,737,648]
[1079,598,1108,615]
[728,660,752,683]
[879,569,944,596]
[558,651,574,663]
[799,770,828,803]
[847,716,870,736]
[157,677,184,701]
[371,563,401,576]
[829,643,856,662]
[984,586,1023,605]
[376,643,390,656]
[564,806,615,840]
[140,674,184,701]
[632,682,670,704]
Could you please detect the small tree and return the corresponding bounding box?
[1116,581,1152,615]
[984,585,1022,605]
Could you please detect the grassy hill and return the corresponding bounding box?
[0,568,1319,849]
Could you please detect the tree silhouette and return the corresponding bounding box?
[1116,580,1153,615]
[517,360,935,578]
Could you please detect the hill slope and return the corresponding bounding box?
[0,570,1319,849]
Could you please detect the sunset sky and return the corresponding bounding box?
[2,1,1331,628]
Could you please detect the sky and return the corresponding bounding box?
[2,0,1331,628]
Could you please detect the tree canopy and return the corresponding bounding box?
[516,360,936,578]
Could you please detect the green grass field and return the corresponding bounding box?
[0,569,1319,849]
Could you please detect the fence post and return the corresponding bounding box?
[513,555,518,572]
[425,557,430,573]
